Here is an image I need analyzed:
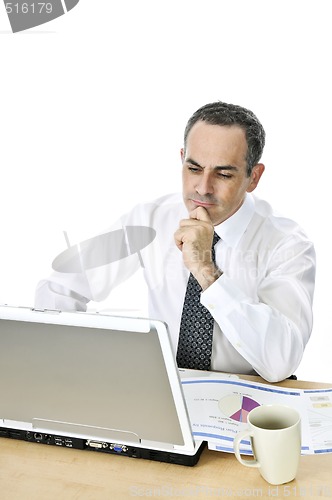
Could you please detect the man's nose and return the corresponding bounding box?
[196,173,214,195]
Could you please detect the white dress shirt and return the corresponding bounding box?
[35,193,316,382]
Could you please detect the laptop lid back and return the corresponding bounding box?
[0,306,195,453]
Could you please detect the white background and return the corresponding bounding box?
[0,0,331,381]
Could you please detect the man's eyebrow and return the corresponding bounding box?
[185,157,239,171]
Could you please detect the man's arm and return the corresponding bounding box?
[34,214,147,311]
[201,235,316,382]
[35,277,90,311]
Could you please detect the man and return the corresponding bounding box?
[35,101,316,382]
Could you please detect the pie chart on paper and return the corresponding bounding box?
[218,395,260,423]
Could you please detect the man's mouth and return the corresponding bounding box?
[190,198,216,208]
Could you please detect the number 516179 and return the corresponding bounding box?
[5,3,53,14]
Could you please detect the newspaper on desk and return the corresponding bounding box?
[180,371,332,455]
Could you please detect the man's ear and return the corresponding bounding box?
[247,163,265,193]
[180,148,185,162]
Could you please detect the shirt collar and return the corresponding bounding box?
[214,193,255,248]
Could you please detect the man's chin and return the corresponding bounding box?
[184,200,224,225]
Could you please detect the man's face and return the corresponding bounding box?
[181,121,264,225]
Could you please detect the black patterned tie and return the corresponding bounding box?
[176,232,220,370]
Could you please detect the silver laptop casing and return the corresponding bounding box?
[0,305,204,465]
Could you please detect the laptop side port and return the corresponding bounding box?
[8,430,22,439]
[110,444,128,453]
[86,440,108,449]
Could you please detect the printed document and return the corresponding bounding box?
[180,372,332,455]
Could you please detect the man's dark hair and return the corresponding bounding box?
[184,101,266,176]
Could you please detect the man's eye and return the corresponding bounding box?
[188,166,201,173]
[217,172,232,179]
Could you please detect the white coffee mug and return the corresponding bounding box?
[233,404,301,485]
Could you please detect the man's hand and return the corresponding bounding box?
[174,207,222,290]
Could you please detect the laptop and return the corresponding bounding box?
[0,305,205,466]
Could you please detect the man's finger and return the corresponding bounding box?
[189,206,213,223]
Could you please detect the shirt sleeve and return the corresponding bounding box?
[200,235,316,382]
[35,278,90,311]
[34,214,146,311]
[34,197,166,311]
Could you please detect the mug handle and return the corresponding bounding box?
[233,430,260,468]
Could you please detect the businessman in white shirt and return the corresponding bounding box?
[35,101,316,382]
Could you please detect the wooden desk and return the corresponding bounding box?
[1,377,332,500]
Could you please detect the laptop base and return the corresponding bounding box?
[0,426,206,467]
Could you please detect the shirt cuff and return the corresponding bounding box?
[201,274,252,315]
